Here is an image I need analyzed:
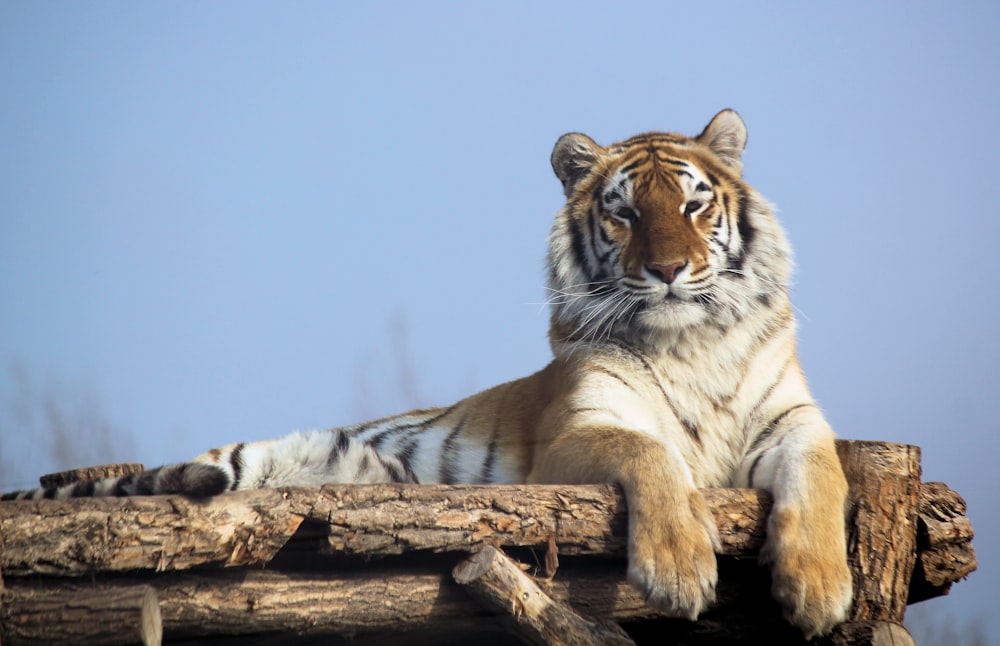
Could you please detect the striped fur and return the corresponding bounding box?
[3,110,852,638]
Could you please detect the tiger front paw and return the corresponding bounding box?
[762,506,853,639]
[627,488,721,620]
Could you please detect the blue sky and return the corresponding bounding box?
[1,1,997,637]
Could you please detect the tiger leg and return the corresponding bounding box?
[744,408,852,638]
[531,427,720,620]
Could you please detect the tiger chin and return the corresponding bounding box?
[3,110,853,639]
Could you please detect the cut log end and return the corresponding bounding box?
[0,583,162,646]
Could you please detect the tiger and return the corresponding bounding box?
[3,110,853,638]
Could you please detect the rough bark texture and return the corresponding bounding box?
[0,485,766,576]
[38,463,145,489]
[836,441,922,623]
[908,481,977,603]
[0,440,978,645]
[453,546,636,646]
[0,489,301,576]
[1,584,162,646]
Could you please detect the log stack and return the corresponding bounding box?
[0,441,977,645]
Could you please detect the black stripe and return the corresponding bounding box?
[229,443,245,491]
[327,431,352,467]
[480,416,502,484]
[367,406,456,449]
[135,469,158,495]
[568,217,591,279]
[397,435,420,476]
[379,452,410,483]
[656,156,689,168]
[747,403,816,487]
[354,453,373,479]
[588,207,607,267]
[592,365,641,394]
[762,403,815,438]
[114,474,135,496]
[439,415,468,485]
[611,341,702,446]
[733,189,755,271]
[69,479,96,498]
[618,159,645,176]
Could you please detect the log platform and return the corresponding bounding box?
[0,440,977,645]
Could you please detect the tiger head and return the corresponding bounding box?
[547,109,792,350]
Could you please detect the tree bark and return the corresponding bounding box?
[39,463,145,489]
[0,441,978,645]
[908,481,977,603]
[0,489,301,576]
[453,546,635,646]
[0,485,765,577]
[818,621,916,646]
[0,584,161,646]
[837,441,922,623]
[0,469,974,604]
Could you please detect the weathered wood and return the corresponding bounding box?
[0,440,977,645]
[0,490,301,576]
[453,546,635,646]
[0,557,917,644]
[295,483,768,558]
[908,481,977,603]
[0,485,767,577]
[819,620,916,646]
[0,564,657,640]
[836,441,922,623]
[0,584,161,645]
[0,558,779,642]
[39,463,145,489]
[0,466,975,606]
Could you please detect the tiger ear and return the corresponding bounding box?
[551,133,602,197]
[697,109,748,173]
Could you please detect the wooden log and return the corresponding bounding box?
[0,559,781,642]
[0,584,161,645]
[0,485,766,576]
[295,483,768,558]
[908,481,977,603]
[0,564,653,640]
[39,463,145,489]
[0,489,300,576]
[453,546,635,646]
[0,464,976,606]
[836,441,922,623]
[819,620,915,646]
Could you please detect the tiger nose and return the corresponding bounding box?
[646,261,687,284]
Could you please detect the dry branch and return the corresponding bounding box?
[453,546,635,645]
